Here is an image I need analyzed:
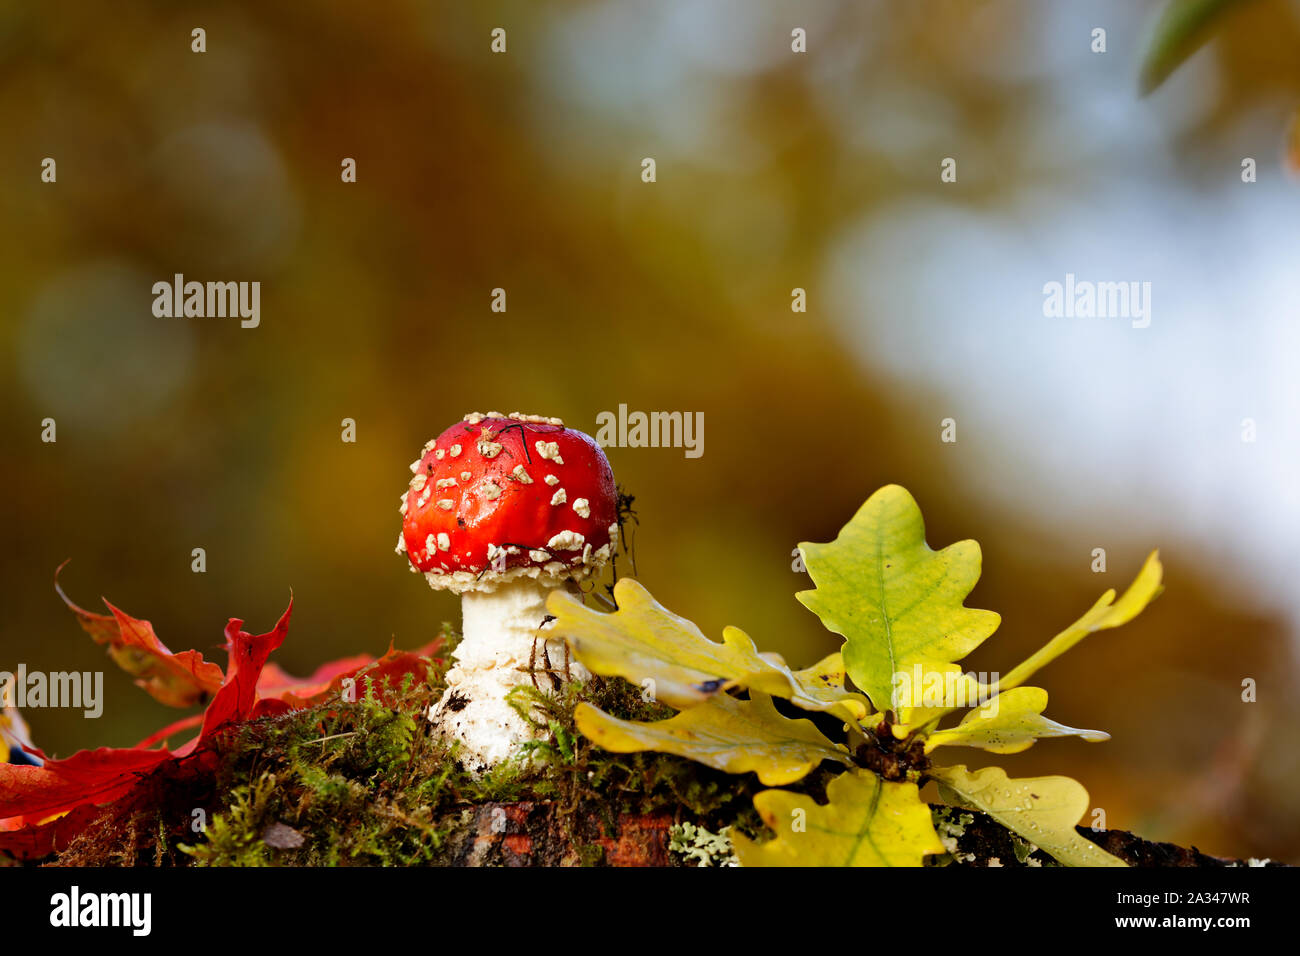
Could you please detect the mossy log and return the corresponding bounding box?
[23,675,1286,868]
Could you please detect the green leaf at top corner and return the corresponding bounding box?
[1138,0,1248,96]
[796,484,1000,713]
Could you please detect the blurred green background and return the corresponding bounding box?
[3,1,1299,861]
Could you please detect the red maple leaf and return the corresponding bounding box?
[0,586,443,861]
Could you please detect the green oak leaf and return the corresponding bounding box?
[732,769,944,867]
[797,484,1000,713]
[930,764,1126,867]
[924,687,1109,754]
[574,691,851,786]
[546,578,871,724]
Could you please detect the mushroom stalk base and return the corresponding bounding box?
[429,578,584,772]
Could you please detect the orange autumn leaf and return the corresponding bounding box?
[56,563,225,709]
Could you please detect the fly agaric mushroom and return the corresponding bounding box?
[397,411,619,770]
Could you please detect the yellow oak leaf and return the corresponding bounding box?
[732,769,945,867]
[996,551,1163,693]
[547,578,870,724]
[574,691,851,786]
[923,687,1109,754]
[930,764,1126,867]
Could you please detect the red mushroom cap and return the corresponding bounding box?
[398,412,619,593]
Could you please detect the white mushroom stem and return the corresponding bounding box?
[429,577,586,771]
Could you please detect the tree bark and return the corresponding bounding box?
[447,801,675,867]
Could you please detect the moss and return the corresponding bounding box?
[179,773,279,866]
